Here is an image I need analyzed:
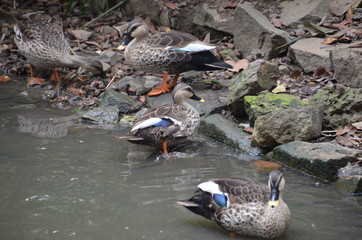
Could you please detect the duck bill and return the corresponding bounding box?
[190,94,205,103]
[268,188,279,208]
[121,34,134,46]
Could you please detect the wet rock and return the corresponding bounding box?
[309,84,362,128]
[228,60,280,118]
[100,89,140,113]
[123,0,161,25]
[198,114,262,155]
[97,50,123,65]
[233,3,291,59]
[181,71,204,81]
[119,107,148,127]
[193,3,234,35]
[112,76,160,95]
[331,47,362,88]
[272,141,360,181]
[253,106,323,148]
[280,0,331,27]
[244,92,306,124]
[336,162,362,194]
[81,106,119,124]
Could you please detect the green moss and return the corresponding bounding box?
[244,92,306,123]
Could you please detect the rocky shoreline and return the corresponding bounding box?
[1,0,361,193]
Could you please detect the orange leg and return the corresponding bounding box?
[162,141,168,154]
[148,73,179,96]
[27,63,46,85]
[51,69,62,96]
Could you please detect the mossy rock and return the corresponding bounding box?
[309,84,362,128]
[244,92,307,124]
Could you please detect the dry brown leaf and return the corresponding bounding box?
[352,122,362,130]
[336,135,359,147]
[68,87,85,95]
[321,22,349,30]
[165,2,178,10]
[243,127,254,134]
[69,29,92,41]
[313,67,327,78]
[225,59,249,72]
[345,6,353,22]
[323,37,340,45]
[0,75,11,82]
[290,69,301,78]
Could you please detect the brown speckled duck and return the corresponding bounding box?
[120,83,204,153]
[121,19,231,96]
[14,21,103,92]
[178,170,291,239]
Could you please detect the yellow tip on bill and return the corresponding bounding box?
[268,200,279,208]
[199,99,205,103]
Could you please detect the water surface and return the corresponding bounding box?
[0,81,361,240]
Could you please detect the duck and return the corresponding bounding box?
[120,83,204,153]
[121,19,232,96]
[177,170,291,239]
[13,21,103,94]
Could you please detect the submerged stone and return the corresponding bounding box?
[272,141,359,181]
[198,114,262,155]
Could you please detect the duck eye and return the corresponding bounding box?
[213,193,228,207]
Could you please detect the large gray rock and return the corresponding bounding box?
[81,106,119,124]
[244,92,306,124]
[288,38,332,73]
[272,141,360,181]
[253,106,323,147]
[193,4,234,35]
[228,60,280,117]
[331,47,362,88]
[100,89,140,113]
[198,114,262,155]
[233,3,291,59]
[123,0,162,25]
[280,0,331,27]
[288,38,362,73]
[310,84,362,128]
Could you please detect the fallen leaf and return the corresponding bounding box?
[313,67,328,78]
[68,29,92,41]
[165,2,178,10]
[290,69,301,78]
[0,75,11,82]
[352,122,362,130]
[69,87,85,95]
[225,59,249,72]
[323,37,340,44]
[321,22,349,30]
[345,6,353,22]
[272,84,287,93]
[251,160,281,173]
[336,135,359,147]
[243,127,254,134]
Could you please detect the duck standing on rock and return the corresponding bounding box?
[178,170,291,239]
[121,19,232,96]
[119,83,204,154]
[14,21,103,94]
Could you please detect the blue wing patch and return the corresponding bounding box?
[153,119,173,128]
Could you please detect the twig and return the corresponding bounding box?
[106,74,117,89]
[84,0,128,27]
